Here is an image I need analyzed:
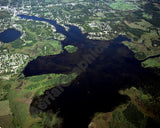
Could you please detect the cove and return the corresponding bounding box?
[0,29,21,43]
[19,15,130,76]
[18,15,160,128]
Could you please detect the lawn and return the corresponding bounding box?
[108,1,138,11]
[142,57,160,68]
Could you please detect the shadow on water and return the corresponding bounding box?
[19,15,160,128]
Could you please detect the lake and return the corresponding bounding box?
[0,29,21,43]
[18,15,160,128]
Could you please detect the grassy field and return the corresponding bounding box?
[7,72,77,128]
[0,115,12,128]
[142,57,160,68]
[142,13,152,19]
[0,11,10,19]
[120,87,160,118]
[89,112,113,128]
[90,87,160,128]
[0,100,12,116]
[122,29,160,61]
[0,100,12,128]
[124,19,152,31]
[108,0,138,11]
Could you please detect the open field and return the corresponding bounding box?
[0,100,12,116]
[90,87,160,128]
[122,29,160,61]
[107,0,139,11]
[142,57,160,68]
[8,73,77,128]
[124,19,152,31]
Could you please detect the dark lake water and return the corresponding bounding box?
[18,15,160,128]
[0,29,21,43]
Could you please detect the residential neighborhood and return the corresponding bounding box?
[0,52,29,75]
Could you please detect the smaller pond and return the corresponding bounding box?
[0,29,21,43]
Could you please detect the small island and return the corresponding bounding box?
[64,45,78,53]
